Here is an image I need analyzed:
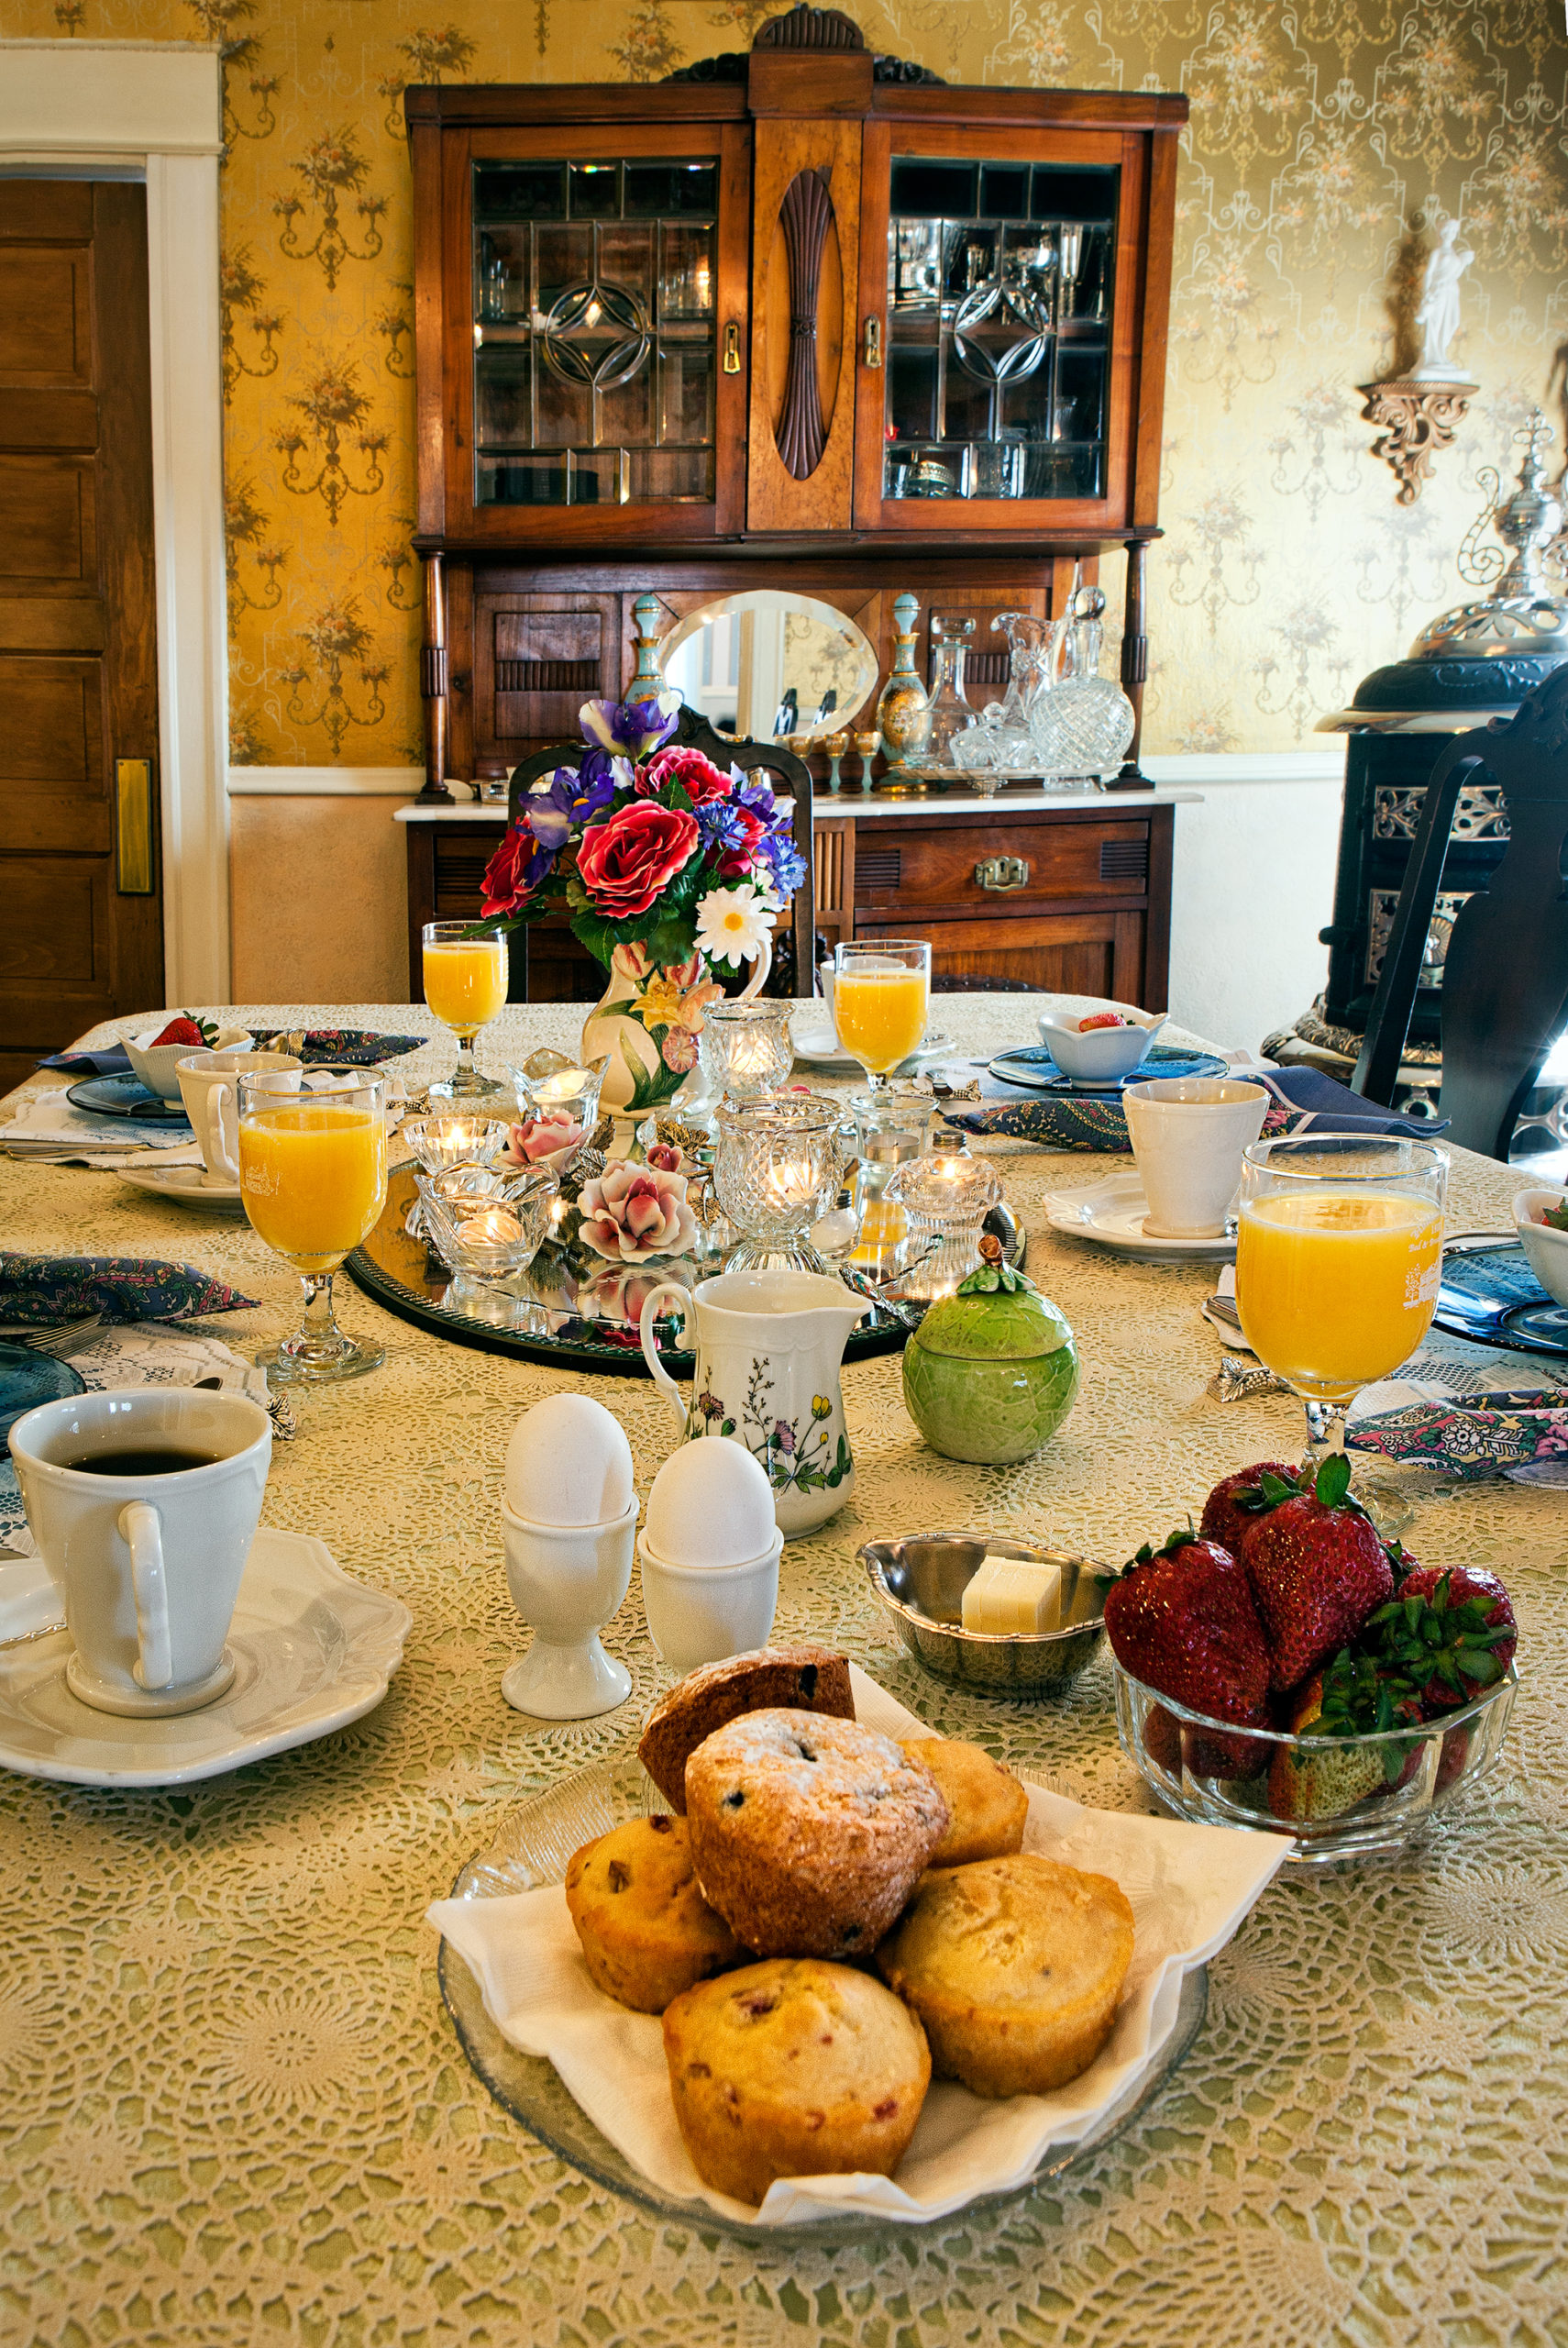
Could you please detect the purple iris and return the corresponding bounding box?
[695,800,748,857]
[580,695,678,760]
[753,829,806,899]
[733,774,777,819]
[525,760,618,851]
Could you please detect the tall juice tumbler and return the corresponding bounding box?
[237,1066,390,1383]
[1235,1134,1448,1469]
[424,918,509,1100]
[833,939,932,1091]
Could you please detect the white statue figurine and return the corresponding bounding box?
[1410,218,1474,381]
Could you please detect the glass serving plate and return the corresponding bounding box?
[436,1749,1209,2248]
[345,1164,1021,1376]
[1111,1656,1518,1865]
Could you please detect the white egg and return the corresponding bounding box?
[504,1393,635,1527]
[646,1439,777,1570]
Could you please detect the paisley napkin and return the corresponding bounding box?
[428,1667,1286,2229]
[1349,1365,1568,1486]
[944,1065,1448,1154]
[0,1253,257,1328]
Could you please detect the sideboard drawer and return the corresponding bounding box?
[854,819,1151,913]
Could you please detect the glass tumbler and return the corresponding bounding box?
[698,999,798,1104]
[713,1094,843,1273]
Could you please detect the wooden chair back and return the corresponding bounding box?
[507,705,814,997]
[1353,662,1568,1158]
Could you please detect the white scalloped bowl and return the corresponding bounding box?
[1037,1006,1166,1081]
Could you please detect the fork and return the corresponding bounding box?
[18,1314,105,1357]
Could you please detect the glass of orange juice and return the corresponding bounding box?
[423,918,509,1100]
[1235,1134,1448,1468]
[237,1066,391,1383]
[833,939,932,1091]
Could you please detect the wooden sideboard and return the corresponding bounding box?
[400,791,1177,1006]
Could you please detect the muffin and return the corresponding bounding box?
[900,1738,1030,1867]
[876,1854,1134,2098]
[663,1958,931,2204]
[638,1645,855,1814]
[685,1709,948,1958]
[564,1814,745,2013]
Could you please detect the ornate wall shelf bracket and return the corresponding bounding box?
[1359,377,1478,505]
[776,167,834,482]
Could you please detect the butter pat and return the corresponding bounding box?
[961,1552,1062,1634]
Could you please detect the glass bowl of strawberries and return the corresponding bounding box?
[1105,1455,1519,1863]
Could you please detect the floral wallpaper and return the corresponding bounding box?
[6,0,1566,760]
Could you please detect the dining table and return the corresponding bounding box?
[2,995,1563,2348]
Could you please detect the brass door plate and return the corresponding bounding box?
[116,758,156,894]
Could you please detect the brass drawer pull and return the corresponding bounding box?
[723,319,742,374]
[864,315,882,368]
[116,758,156,895]
[976,855,1030,892]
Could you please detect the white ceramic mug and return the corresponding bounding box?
[1122,1076,1270,1239]
[636,1527,782,1675]
[178,1050,303,1187]
[9,1388,271,1716]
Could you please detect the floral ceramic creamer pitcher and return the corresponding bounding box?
[638,1268,868,1535]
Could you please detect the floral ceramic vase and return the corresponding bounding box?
[581,940,769,1114]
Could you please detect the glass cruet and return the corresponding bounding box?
[1028,584,1135,784]
[925,612,977,766]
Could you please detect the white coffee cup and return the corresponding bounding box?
[9,1388,271,1716]
[1122,1076,1270,1239]
[178,1050,303,1187]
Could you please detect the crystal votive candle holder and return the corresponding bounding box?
[505,1056,608,1178]
[887,1151,1003,1298]
[846,1091,937,1271]
[401,1113,514,1177]
[699,999,798,1104]
[415,1163,559,1279]
[713,1092,843,1273]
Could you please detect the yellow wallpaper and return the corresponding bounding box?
[6,0,1567,759]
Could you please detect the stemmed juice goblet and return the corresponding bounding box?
[423,918,509,1100]
[1234,1134,1448,1473]
[237,1066,390,1383]
[833,939,932,1092]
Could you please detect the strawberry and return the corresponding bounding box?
[148,1015,204,1049]
[1103,1528,1273,1776]
[1241,1454,1394,1690]
[1198,1461,1300,1563]
[1078,1012,1129,1031]
[1267,1651,1422,1821]
[1362,1565,1516,1717]
[1143,1704,1183,1775]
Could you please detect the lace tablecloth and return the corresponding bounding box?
[3,1002,1562,2348]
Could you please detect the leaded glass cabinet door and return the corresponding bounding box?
[853,125,1143,535]
[447,124,749,543]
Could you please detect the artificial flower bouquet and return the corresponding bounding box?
[479,697,805,1109]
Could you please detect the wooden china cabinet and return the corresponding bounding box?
[403,6,1187,1002]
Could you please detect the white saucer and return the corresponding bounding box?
[119,1161,245,1213]
[0,1528,410,1786]
[791,1027,954,1074]
[1043,1173,1237,1262]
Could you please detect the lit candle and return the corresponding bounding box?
[533,1069,592,1104]
[768,1155,816,1213]
[458,1205,524,1247]
[729,1031,773,1077]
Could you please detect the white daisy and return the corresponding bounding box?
[693,882,777,969]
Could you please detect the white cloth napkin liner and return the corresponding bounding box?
[429,1666,1286,2227]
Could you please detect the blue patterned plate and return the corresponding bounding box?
[0,1343,86,1453]
[988,1044,1229,1096]
[66,1074,191,1124]
[1433,1237,1568,1357]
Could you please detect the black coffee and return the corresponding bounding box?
[63,1446,223,1477]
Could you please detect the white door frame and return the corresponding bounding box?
[0,39,229,1006]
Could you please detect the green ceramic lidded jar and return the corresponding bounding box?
[902,1246,1079,1465]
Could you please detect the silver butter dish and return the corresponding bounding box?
[859,1532,1108,1697]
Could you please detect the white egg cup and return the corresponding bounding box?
[501,1496,637,1718]
[636,1527,782,1677]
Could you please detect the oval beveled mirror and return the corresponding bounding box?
[660,591,878,742]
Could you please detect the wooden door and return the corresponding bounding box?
[0,181,161,1093]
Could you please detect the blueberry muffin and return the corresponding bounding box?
[663,1958,931,2204]
[900,1738,1030,1867]
[685,1710,948,1958]
[638,1645,855,1815]
[876,1854,1134,2097]
[564,1814,745,2013]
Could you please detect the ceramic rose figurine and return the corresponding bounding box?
[480,692,805,1113]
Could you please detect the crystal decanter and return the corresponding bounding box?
[924,611,977,766]
[1028,584,1134,783]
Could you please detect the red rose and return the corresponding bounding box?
[576,801,699,918]
[642,746,733,805]
[480,824,535,917]
[717,806,768,879]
